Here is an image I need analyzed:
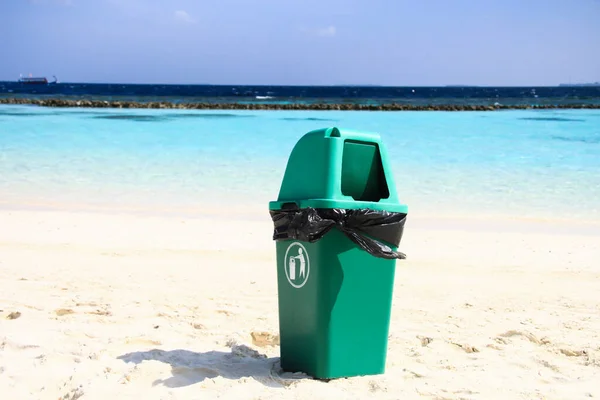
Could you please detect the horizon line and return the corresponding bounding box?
[1,80,598,88]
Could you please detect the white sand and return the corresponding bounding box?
[1,209,599,399]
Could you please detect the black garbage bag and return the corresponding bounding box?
[269,207,407,260]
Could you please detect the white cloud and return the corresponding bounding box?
[174,10,196,24]
[316,26,336,37]
[299,25,337,37]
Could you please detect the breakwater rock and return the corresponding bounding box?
[1,98,600,111]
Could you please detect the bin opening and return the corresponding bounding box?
[341,140,390,202]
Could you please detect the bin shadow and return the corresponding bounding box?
[117,344,312,388]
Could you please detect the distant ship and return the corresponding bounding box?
[18,74,58,84]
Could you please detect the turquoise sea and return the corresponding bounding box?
[1,104,599,222]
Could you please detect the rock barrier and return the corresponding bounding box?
[1,97,599,111]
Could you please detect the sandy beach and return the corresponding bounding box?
[1,208,599,400]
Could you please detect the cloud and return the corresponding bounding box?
[299,25,337,37]
[316,26,336,37]
[174,10,196,24]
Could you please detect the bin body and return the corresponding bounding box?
[269,127,408,379]
[276,229,397,378]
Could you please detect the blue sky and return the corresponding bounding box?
[1,0,598,85]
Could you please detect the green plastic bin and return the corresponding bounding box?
[268,127,408,379]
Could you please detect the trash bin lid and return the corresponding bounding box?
[269,127,408,213]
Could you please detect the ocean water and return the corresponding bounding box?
[1,82,600,106]
[1,104,599,222]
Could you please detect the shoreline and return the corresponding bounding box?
[2,97,600,111]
